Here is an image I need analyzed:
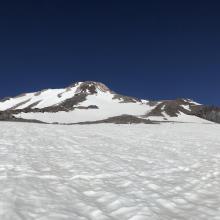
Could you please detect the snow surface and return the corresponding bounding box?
[15,103,150,124]
[0,122,220,219]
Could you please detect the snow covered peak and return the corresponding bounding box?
[0,81,145,113]
[0,81,218,124]
[73,81,113,95]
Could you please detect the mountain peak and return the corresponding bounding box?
[69,81,113,94]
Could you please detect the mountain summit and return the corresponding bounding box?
[70,81,113,94]
[0,81,219,124]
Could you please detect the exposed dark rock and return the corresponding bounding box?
[145,98,220,124]
[147,101,160,107]
[76,83,97,94]
[8,100,97,116]
[191,106,220,123]
[113,94,140,103]
[76,105,98,109]
[146,99,199,117]
[60,93,87,109]
[0,111,14,120]
[75,115,156,125]
[25,101,42,109]
[0,111,45,123]
[75,81,113,94]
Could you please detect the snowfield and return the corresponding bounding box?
[0,122,220,220]
[16,101,151,124]
[14,91,152,124]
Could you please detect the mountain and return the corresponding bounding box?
[0,81,219,124]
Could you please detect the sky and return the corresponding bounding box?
[0,0,219,105]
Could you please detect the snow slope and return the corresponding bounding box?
[16,93,152,123]
[0,83,83,111]
[0,122,219,219]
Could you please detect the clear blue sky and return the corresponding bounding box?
[0,0,219,105]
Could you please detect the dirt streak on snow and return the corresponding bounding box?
[0,122,219,220]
